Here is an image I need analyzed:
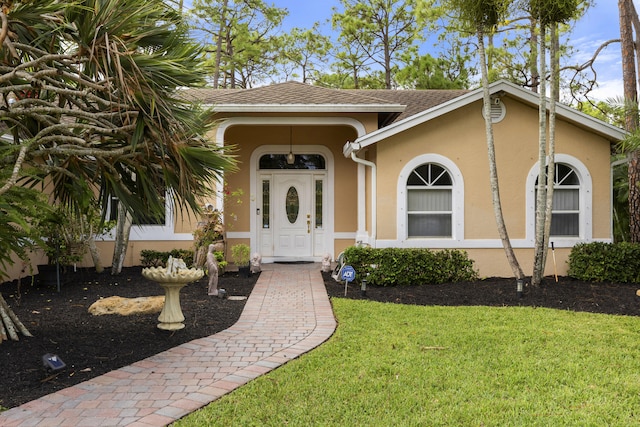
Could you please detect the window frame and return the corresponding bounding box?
[535,163,581,237]
[526,154,592,243]
[406,164,454,238]
[397,154,464,242]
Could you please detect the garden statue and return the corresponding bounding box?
[322,253,332,272]
[166,256,187,273]
[250,252,262,274]
[206,244,220,296]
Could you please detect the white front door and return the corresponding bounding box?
[274,174,312,257]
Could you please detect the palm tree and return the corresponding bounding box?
[447,0,525,281]
[0,0,236,275]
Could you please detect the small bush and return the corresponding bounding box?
[342,246,478,286]
[568,242,640,282]
[140,249,194,267]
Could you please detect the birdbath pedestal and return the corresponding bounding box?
[142,266,204,330]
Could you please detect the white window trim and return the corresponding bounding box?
[102,191,193,241]
[397,154,464,243]
[525,154,592,244]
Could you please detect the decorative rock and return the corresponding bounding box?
[88,296,165,316]
[166,256,187,274]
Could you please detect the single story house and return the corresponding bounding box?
[187,79,624,277]
[9,79,625,279]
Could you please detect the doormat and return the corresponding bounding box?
[274,261,314,264]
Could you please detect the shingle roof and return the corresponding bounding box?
[352,89,469,122]
[180,81,470,125]
[186,81,401,106]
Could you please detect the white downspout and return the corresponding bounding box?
[350,151,377,246]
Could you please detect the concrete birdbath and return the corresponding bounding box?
[142,257,204,330]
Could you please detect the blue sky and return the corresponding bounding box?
[275,0,624,101]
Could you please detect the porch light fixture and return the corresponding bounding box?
[286,126,295,165]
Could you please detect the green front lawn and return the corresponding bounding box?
[175,299,640,426]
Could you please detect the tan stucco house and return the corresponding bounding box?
[11,79,624,280]
[183,79,624,277]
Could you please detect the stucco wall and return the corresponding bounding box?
[375,97,613,276]
[221,120,361,256]
[0,98,616,282]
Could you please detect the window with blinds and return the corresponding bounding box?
[535,163,580,237]
[406,163,453,238]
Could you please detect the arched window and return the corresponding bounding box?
[406,163,453,238]
[535,163,580,237]
[526,154,592,242]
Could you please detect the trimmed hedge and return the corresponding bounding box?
[342,246,478,286]
[140,249,194,267]
[568,242,640,283]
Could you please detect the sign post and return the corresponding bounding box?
[341,265,356,296]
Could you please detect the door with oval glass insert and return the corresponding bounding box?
[274,174,312,257]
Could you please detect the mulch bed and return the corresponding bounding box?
[323,272,640,316]
[0,266,258,409]
[1,267,639,409]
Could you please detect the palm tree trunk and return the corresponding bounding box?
[542,22,559,277]
[532,23,548,287]
[111,202,132,275]
[619,0,640,242]
[478,28,524,280]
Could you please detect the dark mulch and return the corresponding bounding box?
[1,266,640,410]
[323,272,640,316]
[0,266,258,409]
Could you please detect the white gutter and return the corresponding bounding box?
[350,149,377,246]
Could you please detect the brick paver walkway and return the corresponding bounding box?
[0,263,336,426]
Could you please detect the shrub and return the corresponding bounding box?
[568,242,640,282]
[140,249,194,267]
[342,246,478,286]
[230,244,251,267]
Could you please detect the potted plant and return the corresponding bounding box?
[230,243,251,277]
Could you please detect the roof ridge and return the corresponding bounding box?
[259,81,403,105]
